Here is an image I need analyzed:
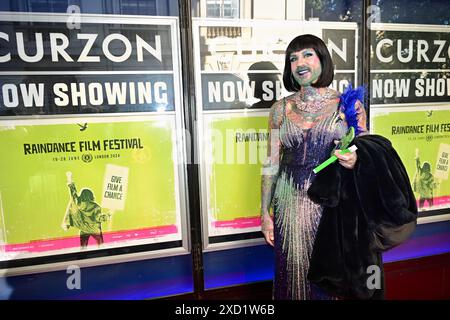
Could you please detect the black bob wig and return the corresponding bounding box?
[282,34,334,92]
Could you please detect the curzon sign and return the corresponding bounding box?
[0,13,179,115]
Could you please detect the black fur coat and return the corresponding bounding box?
[307,134,418,299]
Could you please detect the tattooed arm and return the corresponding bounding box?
[261,99,284,246]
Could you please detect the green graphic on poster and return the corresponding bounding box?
[371,108,450,217]
[205,114,269,235]
[0,116,181,259]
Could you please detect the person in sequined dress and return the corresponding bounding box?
[260,34,368,300]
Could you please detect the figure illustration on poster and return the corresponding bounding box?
[61,171,110,248]
[413,148,438,209]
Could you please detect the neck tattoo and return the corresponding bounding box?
[293,87,334,113]
[300,86,321,101]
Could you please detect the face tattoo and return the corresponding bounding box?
[290,48,322,87]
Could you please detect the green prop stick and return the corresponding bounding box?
[313,145,358,174]
[313,127,356,174]
[331,127,355,156]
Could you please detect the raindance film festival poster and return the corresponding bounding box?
[204,114,269,237]
[0,116,182,261]
[371,108,450,219]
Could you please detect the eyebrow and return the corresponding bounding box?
[290,49,314,56]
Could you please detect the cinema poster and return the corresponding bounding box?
[0,115,183,261]
[0,13,187,265]
[371,107,450,222]
[203,113,269,238]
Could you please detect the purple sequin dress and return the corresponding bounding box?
[272,88,366,300]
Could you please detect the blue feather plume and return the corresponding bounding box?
[339,84,366,136]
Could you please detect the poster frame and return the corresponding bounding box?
[0,12,190,276]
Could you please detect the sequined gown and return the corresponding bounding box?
[272,96,349,300]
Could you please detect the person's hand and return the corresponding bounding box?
[335,149,357,169]
[66,171,72,184]
[99,212,111,222]
[261,213,274,247]
[61,222,69,231]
